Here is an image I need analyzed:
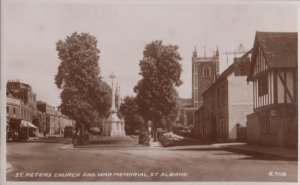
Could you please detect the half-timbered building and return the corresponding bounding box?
[246,32,298,148]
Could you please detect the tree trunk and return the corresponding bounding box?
[80,123,90,145]
[152,119,158,142]
[77,122,85,145]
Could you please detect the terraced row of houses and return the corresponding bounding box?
[6,80,75,139]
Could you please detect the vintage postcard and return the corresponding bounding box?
[1,0,299,185]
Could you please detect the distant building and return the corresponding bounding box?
[192,46,219,108]
[194,106,204,139]
[246,32,298,148]
[7,95,22,120]
[57,112,75,135]
[6,80,75,137]
[175,98,194,127]
[6,81,39,139]
[35,110,47,135]
[7,80,37,123]
[177,47,220,129]
[37,101,75,136]
[197,54,253,142]
[37,101,56,135]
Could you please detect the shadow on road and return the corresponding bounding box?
[165,148,222,151]
[237,156,297,161]
[213,152,238,155]
[223,148,298,161]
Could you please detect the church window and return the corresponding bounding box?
[203,66,211,77]
[204,81,210,88]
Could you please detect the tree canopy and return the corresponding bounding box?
[55,32,111,130]
[119,96,144,135]
[134,40,182,132]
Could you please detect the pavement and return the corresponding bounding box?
[27,136,73,144]
[149,138,162,148]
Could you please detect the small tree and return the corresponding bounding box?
[119,96,144,135]
[134,40,182,140]
[55,32,111,144]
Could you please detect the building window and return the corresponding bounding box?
[269,118,279,134]
[13,108,16,115]
[194,89,198,101]
[269,110,279,134]
[222,86,226,105]
[204,81,210,88]
[218,88,221,108]
[261,115,269,135]
[7,106,9,114]
[220,119,225,133]
[203,66,211,77]
[258,74,268,96]
[261,118,266,135]
[194,74,198,88]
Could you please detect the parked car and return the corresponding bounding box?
[64,126,73,138]
[160,132,174,147]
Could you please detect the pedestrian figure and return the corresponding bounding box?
[139,129,150,146]
[72,130,78,146]
[43,130,47,139]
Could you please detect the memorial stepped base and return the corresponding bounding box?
[88,135,138,144]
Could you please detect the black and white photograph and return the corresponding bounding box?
[1,0,298,184]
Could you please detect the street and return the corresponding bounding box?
[7,142,298,182]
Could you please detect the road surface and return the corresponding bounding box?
[6,142,298,182]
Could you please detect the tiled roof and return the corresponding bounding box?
[256,32,298,68]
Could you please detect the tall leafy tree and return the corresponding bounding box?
[134,40,182,139]
[55,32,111,142]
[119,96,144,135]
[162,87,180,132]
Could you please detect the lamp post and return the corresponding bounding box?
[27,121,29,140]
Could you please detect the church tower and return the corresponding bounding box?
[192,46,219,108]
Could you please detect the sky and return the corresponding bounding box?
[4,1,298,107]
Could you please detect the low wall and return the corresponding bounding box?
[246,113,261,145]
[246,106,298,148]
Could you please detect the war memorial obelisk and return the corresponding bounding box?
[101,72,126,136]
